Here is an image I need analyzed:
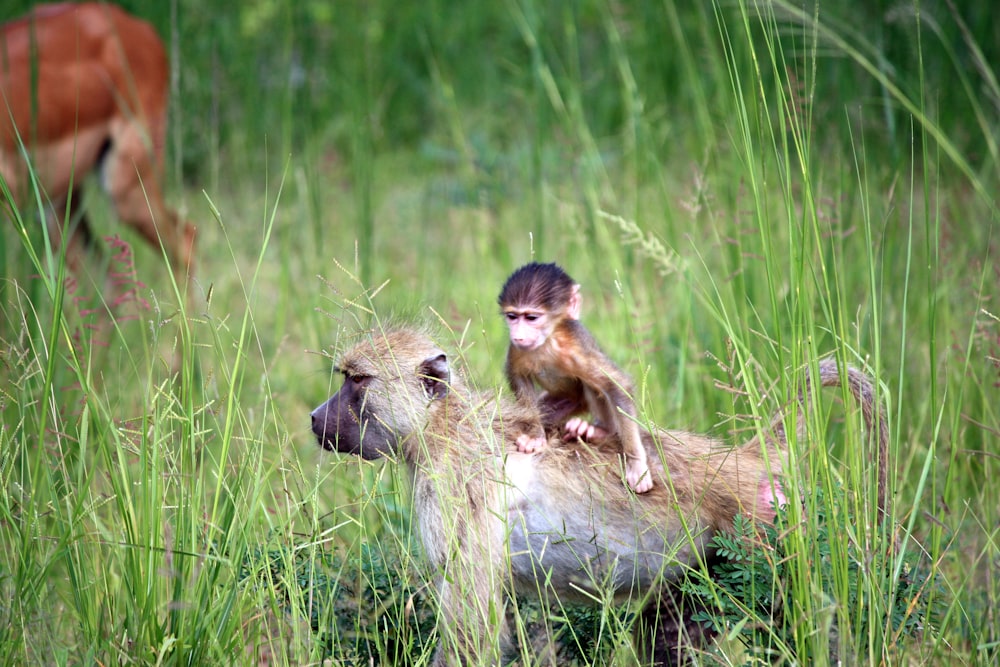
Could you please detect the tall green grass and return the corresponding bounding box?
[2,0,998,664]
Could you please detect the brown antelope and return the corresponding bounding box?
[1,2,195,299]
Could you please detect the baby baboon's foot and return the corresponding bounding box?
[564,417,609,442]
[626,460,654,494]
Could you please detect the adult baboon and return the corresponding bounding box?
[310,324,888,665]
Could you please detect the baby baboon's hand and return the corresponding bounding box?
[516,433,547,454]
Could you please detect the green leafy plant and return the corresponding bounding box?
[683,487,943,663]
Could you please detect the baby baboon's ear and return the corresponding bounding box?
[419,353,450,400]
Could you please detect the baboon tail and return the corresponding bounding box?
[753,358,889,519]
[813,358,889,518]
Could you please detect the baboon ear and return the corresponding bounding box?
[419,353,450,400]
[567,284,582,320]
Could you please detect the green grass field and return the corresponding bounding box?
[2,0,998,664]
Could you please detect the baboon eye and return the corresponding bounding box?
[343,373,370,387]
[524,314,539,322]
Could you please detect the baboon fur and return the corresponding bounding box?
[311,325,888,666]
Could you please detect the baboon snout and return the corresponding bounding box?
[310,401,336,450]
[311,389,398,460]
[310,406,323,432]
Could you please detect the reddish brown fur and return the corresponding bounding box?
[1,3,195,295]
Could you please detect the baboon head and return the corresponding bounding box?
[310,328,451,460]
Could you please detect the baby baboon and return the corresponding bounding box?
[499,262,652,493]
[311,324,889,666]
